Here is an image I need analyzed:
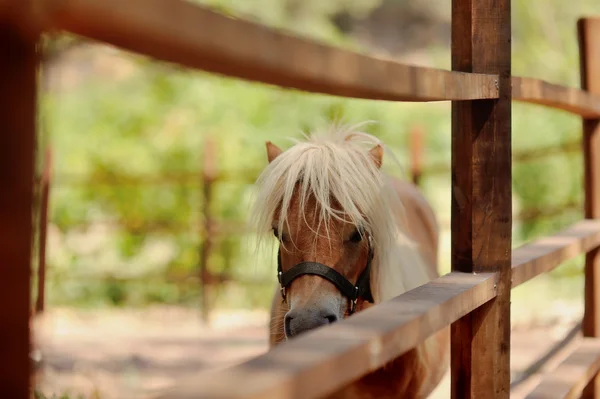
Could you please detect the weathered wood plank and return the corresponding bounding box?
[450,0,512,398]
[18,0,600,118]
[579,17,600,399]
[154,272,497,399]
[24,0,498,102]
[15,0,600,120]
[513,76,600,118]
[0,21,37,399]
[526,338,600,399]
[0,0,8,22]
[512,220,600,287]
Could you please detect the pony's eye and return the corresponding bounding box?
[273,228,290,243]
[348,229,363,243]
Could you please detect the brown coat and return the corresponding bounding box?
[269,178,450,398]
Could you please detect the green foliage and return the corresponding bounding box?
[42,0,600,309]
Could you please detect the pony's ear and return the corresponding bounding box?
[266,141,283,163]
[368,144,383,169]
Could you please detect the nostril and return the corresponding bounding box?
[284,309,338,339]
[284,313,294,336]
[323,313,338,324]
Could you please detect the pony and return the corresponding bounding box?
[249,124,449,399]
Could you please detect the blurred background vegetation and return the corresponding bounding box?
[36,0,600,320]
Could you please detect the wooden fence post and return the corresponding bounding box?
[579,17,600,399]
[36,147,52,314]
[0,21,38,399]
[199,136,216,324]
[450,0,512,398]
[410,125,424,186]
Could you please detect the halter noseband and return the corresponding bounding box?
[276,236,374,315]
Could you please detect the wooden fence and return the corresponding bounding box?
[36,133,585,322]
[2,0,600,398]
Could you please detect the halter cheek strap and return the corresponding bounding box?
[276,237,374,314]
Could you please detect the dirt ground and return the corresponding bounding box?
[33,305,582,399]
[33,307,270,399]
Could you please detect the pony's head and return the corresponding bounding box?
[250,126,425,340]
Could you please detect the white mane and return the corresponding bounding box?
[249,124,431,303]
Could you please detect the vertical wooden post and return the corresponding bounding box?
[410,125,424,186]
[579,17,600,399]
[450,0,512,398]
[0,22,38,399]
[199,137,216,324]
[36,147,52,314]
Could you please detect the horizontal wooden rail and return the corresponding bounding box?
[26,0,499,102]
[525,337,600,399]
[53,138,583,187]
[414,139,583,182]
[513,77,600,118]
[153,272,497,399]
[11,0,600,119]
[146,220,600,399]
[512,220,600,287]
[15,1,600,118]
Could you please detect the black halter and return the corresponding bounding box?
[276,236,374,314]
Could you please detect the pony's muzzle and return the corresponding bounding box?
[284,308,338,338]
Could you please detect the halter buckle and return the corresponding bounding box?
[349,286,359,314]
[350,298,357,314]
[278,271,287,302]
[280,285,287,302]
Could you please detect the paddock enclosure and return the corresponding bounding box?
[1,0,600,398]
